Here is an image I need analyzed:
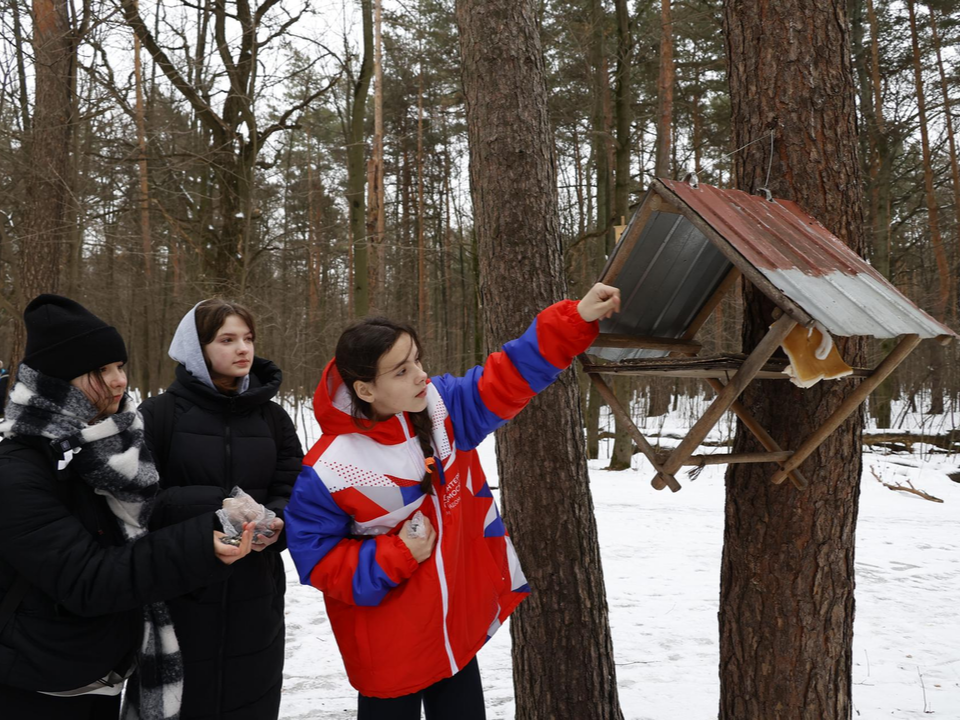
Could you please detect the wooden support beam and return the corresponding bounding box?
[665,267,807,489]
[703,377,809,490]
[600,194,661,285]
[683,451,793,466]
[578,362,867,381]
[652,313,798,490]
[651,180,816,330]
[769,333,922,484]
[579,355,682,492]
[590,334,703,353]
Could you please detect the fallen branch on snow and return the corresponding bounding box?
[869,468,944,503]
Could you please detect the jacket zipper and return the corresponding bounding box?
[216,409,234,719]
[399,414,458,676]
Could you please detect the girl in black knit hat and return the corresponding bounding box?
[0,294,256,720]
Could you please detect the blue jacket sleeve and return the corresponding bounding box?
[432,299,599,451]
[285,464,418,607]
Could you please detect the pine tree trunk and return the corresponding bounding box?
[607,0,638,469]
[863,0,895,427]
[655,0,673,178]
[608,377,635,470]
[347,0,373,317]
[720,1,868,718]
[368,0,386,313]
[133,1,156,397]
[14,0,76,368]
[907,0,951,320]
[586,382,602,460]
[928,6,960,322]
[417,66,427,332]
[455,1,623,717]
[11,0,31,132]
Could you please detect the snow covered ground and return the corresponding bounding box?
[278,402,960,719]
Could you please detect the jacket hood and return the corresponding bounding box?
[170,356,282,414]
[168,302,251,395]
[313,358,413,445]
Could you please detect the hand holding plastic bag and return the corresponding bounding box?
[217,487,279,549]
[399,510,436,563]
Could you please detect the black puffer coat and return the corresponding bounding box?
[140,357,302,720]
[0,436,229,693]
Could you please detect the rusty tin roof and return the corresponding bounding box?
[593,178,955,361]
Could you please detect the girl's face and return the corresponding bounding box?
[354,333,429,417]
[71,362,127,416]
[204,314,254,384]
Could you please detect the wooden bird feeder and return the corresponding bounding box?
[580,176,957,493]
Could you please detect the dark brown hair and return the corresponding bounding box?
[83,367,118,423]
[335,317,436,495]
[195,299,257,394]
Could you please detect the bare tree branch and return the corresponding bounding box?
[118,0,229,142]
[258,72,341,144]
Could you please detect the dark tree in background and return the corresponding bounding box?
[455,1,624,718]
[719,1,868,718]
[11,0,84,367]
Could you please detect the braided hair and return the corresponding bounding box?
[335,317,436,495]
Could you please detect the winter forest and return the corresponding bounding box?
[1,0,960,718]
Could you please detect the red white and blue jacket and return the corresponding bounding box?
[285,300,599,698]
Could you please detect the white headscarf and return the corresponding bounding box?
[168,301,251,394]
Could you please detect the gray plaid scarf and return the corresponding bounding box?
[0,364,183,720]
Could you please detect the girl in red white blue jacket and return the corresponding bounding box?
[285,283,620,719]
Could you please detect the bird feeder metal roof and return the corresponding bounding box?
[592,178,955,362]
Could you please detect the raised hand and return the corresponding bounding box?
[577,282,621,323]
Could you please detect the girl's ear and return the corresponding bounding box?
[354,379,375,404]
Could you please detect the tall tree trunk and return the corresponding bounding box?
[134,0,156,397]
[589,0,632,470]
[863,0,895,427]
[15,0,77,368]
[613,0,632,224]
[367,0,386,313]
[720,1,868,718]
[455,1,624,718]
[588,0,613,253]
[348,0,374,317]
[417,63,427,332]
[655,0,674,178]
[606,0,639,469]
[929,6,960,322]
[585,382,603,459]
[906,0,947,415]
[907,0,950,321]
[11,0,31,132]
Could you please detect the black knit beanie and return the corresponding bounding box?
[22,294,127,381]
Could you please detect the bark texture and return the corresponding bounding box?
[13,0,77,369]
[455,2,623,718]
[720,2,868,719]
[21,0,75,298]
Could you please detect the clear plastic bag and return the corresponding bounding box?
[406,510,427,539]
[216,487,277,543]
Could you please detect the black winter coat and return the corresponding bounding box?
[140,358,302,720]
[0,436,229,693]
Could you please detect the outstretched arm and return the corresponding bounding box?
[433,283,620,451]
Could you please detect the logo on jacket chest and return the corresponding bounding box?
[442,471,461,512]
